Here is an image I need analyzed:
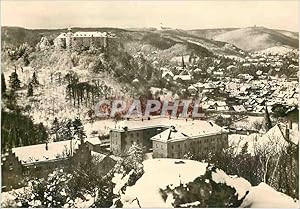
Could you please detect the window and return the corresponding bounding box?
[172,145,174,149]
[137,133,139,137]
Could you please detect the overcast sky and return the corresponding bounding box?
[1,1,299,31]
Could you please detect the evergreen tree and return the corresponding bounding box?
[27,82,33,97]
[50,117,60,141]
[1,73,6,94]
[31,72,39,86]
[72,117,86,142]
[9,70,21,90]
[36,122,48,143]
[240,142,249,155]
[181,55,185,68]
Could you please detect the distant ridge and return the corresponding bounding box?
[212,26,298,51]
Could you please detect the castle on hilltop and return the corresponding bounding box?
[54,28,116,50]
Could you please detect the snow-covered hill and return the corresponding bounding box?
[213,27,298,52]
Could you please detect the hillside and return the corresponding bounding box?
[188,28,238,39]
[275,29,299,40]
[213,26,299,51]
[1,26,246,60]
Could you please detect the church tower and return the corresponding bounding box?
[264,103,272,132]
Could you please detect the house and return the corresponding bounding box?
[231,105,246,113]
[1,140,91,191]
[162,70,174,80]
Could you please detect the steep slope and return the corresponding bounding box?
[213,27,299,51]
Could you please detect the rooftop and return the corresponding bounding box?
[111,117,223,139]
[11,140,81,165]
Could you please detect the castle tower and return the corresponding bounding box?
[66,27,73,50]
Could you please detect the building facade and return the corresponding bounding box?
[151,126,228,158]
[109,118,228,157]
[110,126,168,154]
[1,140,91,191]
[54,28,116,51]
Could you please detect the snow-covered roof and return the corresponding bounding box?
[232,105,246,112]
[55,31,116,39]
[173,74,191,81]
[11,140,81,165]
[56,33,67,39]
[85,137,101,145]
[112,117,223,138]
[151,128,189,142]
[150,120,223,142]
[162,71,174,78]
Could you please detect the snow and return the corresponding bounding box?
[118,159,208,207]
[211,169,251,200]
[180,201,201,207]
[228,134,259,155]
[116,159,299,208]
[112,170,134,195]
[151,128,189,142]
[112,117,223,139]
[1,187,32,207]
[240,183,299,208]
[11,140,81,165]
[231,116,264,130]
[258,46,296,56]
[73,193,97,208]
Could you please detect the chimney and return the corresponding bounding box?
[45,142,48,151]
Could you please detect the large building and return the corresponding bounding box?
[54,28,116,50]
[109,117,228,157]
[1,140,90,191]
